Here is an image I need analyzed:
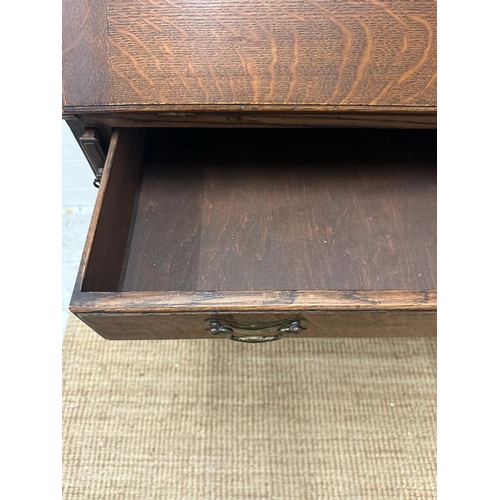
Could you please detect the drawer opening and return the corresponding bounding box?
[80,128,436,294]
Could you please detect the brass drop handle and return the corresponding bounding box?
[206,318,305,343]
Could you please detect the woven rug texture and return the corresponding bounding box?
[63,315,436,500]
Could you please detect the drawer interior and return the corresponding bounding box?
[82,128,436,294]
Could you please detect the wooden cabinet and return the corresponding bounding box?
[63,0,436,341]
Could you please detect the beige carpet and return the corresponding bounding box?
[63,315,436,499]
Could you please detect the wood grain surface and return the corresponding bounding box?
[70,127,436,339]
[71,289,436,336]
[74,110,437,129]
[62,0,114,106]
[71,289,436,314]
[75,310,436,339]
[81,129,146,292]
[116,128,436,292]
[62,0,436,110]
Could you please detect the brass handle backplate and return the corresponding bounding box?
[206,318,305,343]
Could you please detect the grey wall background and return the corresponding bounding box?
[62,121,97,332]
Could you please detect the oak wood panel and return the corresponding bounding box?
[119,128,436,292]
[81,129,146,292]
[107,0,436,107]
[75,110,437,129]
[62,0,436,109]
[62,0,114,106]
[75,310,437,340]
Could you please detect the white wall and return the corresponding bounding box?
[62,120,97,332]
[62,121,98,207]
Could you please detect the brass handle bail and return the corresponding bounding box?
[206,318,305,343]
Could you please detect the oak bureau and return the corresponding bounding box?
[63,0,437,342]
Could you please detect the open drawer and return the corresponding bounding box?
[70,128,436,342]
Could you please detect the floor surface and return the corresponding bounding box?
[63,315,437,499]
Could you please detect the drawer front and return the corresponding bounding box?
[76,311,436,341]
[63,0,436,111]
